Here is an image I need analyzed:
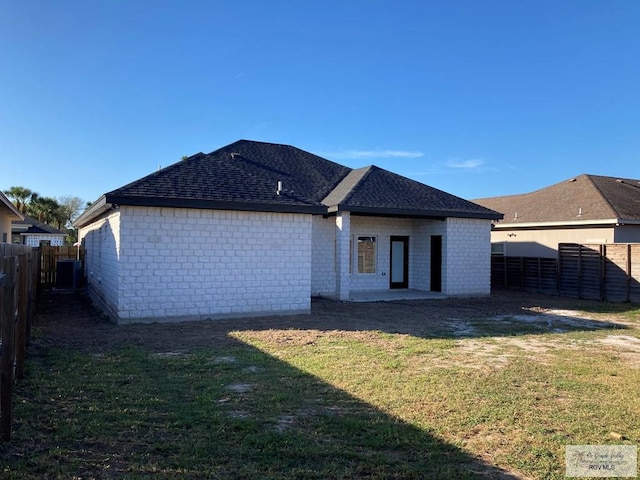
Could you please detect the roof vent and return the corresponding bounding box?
[569,178,576,182]
[514,212,518,220]
[276,181,283,196]
[578,207,582,217]
[230,153,239,159]
[616,179,624,183]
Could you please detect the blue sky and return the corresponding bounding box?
[1,1,639,205]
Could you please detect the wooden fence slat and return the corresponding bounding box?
[1,255,17,441]
[0,245,39,442]
[15,254,28,380]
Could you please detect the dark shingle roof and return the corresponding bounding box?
[12,215,66,235]
[324,166,501,219]
[474,174,640,225]
[106,140,350,212]
[75,140,501,226]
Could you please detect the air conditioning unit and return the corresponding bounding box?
[56,260,83,289]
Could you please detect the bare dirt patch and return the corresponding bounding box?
[34,289,634,355]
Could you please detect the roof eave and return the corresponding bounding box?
[327,204,502,220]
[492,218,640,229]
[73,196,112,228]
[0,192,24,220]
[105,195,326,215]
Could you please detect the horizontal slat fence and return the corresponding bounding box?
[491,255,558,295]
[557,243,603,300]
[492,243,640,303]
[0,244,39,441]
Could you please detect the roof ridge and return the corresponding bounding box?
[341,166,374,204]
[583,174,620,219]
[321,165,373,207]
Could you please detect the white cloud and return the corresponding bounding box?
[323,149,424,160]
[445,158,485,169]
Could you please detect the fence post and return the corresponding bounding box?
[1,255,17,441]
[626,244,632,302]
[599,244,606,302]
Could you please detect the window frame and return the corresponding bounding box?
[355,235,377,274]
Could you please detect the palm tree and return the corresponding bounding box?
[3,186,33,213]
[28,195,61,225]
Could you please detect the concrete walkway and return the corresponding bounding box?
[346,289,448,303]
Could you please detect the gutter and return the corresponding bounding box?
[492,218,640,229]
[73,194,327,228]
[326,204,503,220]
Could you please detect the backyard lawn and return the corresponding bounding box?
[1,291,639,479]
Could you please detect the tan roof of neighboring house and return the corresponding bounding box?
[474,174,640,226]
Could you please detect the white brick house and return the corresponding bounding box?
[75,140,501,324]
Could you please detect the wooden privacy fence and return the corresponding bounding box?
[40,244,84,288]
[0,244,39,441]
[558,243,640,302]
[491,255,558,295]
[491,243,640,303]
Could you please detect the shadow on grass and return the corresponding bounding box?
[0,292,531,479]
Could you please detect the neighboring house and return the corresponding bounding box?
[74,140,502,324]
[0,190,23,243]
[474,174,640,258]
[11,215,67,247]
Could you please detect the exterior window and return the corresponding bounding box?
[357,236,376,274]
[491,242,505,256]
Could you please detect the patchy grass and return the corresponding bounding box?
[1,297,639,479]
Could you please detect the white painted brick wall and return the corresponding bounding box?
[411,218,445,291]
[78,210,121,317]
[79,207,493,321]
[113,207,311,321]
[310,215,491,296]
[311,216,335,296]
[443,217,491,295]
[349,216,414,291]
[24,235,65,247]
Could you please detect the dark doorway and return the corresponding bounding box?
[430,235,442,292]
[390,236,409,289]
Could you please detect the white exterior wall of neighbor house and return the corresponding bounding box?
[78,210,122,319]
[1,215,11,243]
[23,234,65,247]
[443,217,491,295]
[491,226,616,258]
[111,206,311,323]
